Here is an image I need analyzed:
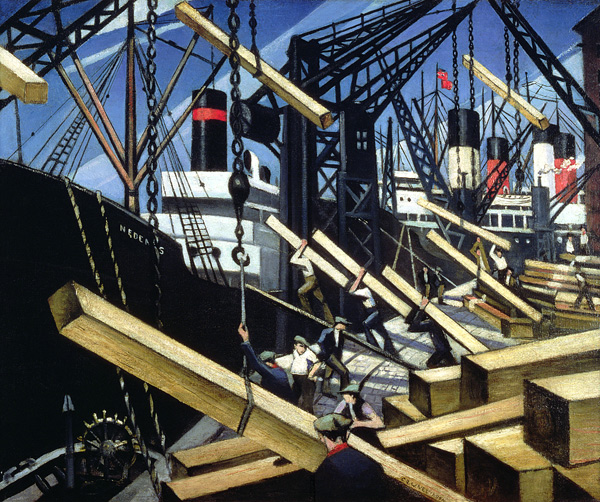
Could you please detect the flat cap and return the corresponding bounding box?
[334,316,349,325]
[293,335,309,346]
[313,413,352,434]
[339,383,361,395]
[259,350,276,363]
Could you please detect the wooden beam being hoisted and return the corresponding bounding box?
[381,266,488,354]
[48,281,327,472]
[417,198,512,251]
[174,2,333,129]
[462,55,549,131]
[312,230,412,317]
[49,282,470,502]
[427,230,543,323]
[0,46,47,103]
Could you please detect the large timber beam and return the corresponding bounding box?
[49,282,469,502]
[418,198,512,251]
[427,230,543,322]
[48,282,326,472]
[175,2,333,129]
[378,396,523,449]
[463,55,549,131]
[382,266,488,354]
[312,230,412,317]
[0,46,47,103]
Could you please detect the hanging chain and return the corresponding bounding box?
[146,0,163,331]
[513,0,524,193]
[249,0,262,76]
[227,0,253,436]
[468,11,475,111]
[504,24,512,91]
[451,0,464,205]
[65,179,162,500]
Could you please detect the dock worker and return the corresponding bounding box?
[573,262,596,312]
[277,335,319,413]
[348,267,398,356]
[417,265,435,299]
[238,323,296,403]
[580,226,590,256]
[334,383,384,447]
[566,233,575,254]
[433,266,446,305]
[489,244,508,283]
[290,239,334,323]
[405,298,456,369]
[312,413,386,502]
[308,316,351,395]
[504,267,517,290]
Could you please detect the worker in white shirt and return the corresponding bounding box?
[580,226,590,256]
[566,233,575,254]
[489,244,508,283]
[290,239,333,323]
[573,262,596,311]
[348,268,397,356]
[277,335,319,413]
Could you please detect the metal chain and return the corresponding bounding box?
[249,0,262,76]
[468,11,475,111]
[95,191,168,465]
[513,0,523,193]
[504,23,512,90]
[65,179,162,500]
[227,0,253,436]
[146,0,163,331]
[451,0,463,202]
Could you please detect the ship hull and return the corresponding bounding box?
[0,161,278,473]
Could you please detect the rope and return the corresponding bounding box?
[64,179,162,499]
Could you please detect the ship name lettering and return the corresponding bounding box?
[119,224,165,254]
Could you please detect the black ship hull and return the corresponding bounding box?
[0,160,279,473]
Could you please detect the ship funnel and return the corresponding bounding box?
[191,88,227,171]
[532,124,558,193]
[448,108,481,190]
[486,137,509,194]
[553,132,577,203]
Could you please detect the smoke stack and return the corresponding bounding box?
[191,88,227,171]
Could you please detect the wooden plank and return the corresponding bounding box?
[383,395,427,428]
[265,216,349,288]
[383,266,488,354]
[378,396,523,449]
[525,259,600,278]
[0,46,47,103]
[556,290,600,308]
[48,282,327,472]
[427,230,543,322]
[175,3,333,129]
[171,437,272,478]
[426,439,465,494]
[554,462,600,500]
[500,317,534,339]
[347,435,470,502]
[460,329,600,409]
[521,274,600,295]
[463,54,549,131]
[409,366,462,417]
[417,198,511,250]
[524,371,600,466]
[464,426,553,502]
[525,269,600,288]
[560,253,600,266]
[312,230,412,317]
[165,455,302,500]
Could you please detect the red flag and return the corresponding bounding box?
[437,70,448,80]
[441,79,453,90]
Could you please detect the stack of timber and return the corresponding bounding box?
[377,329,600,500]
[519,259,600,333]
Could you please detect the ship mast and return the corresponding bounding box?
[125,1,138,213]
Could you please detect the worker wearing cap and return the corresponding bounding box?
[277,335,319,413]
[238,323,295,403]
[334,384,383,447]
[580,226,590,256]
[573,262,596,311]
[308,316,351,394]
[433,266,446,305]
[312,413,386,501]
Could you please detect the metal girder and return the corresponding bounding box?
[487,0,600,150]
[390,91,452,202]
[0,0,131,111]
[381,117,397,214]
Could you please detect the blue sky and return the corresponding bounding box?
[0,0,597,204]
